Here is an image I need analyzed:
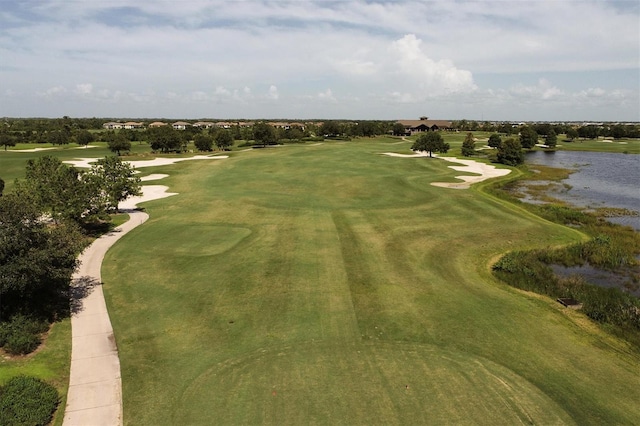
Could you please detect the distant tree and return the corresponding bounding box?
[194,134,214,152]
[0,129,16,151]
[578,125,599,140]
[488,133,502,149]
[47,129,70,146]
[75,130,95,148]
[215,130,233,150]
[519,126,538,149]
[461,132,475,157]
[0,177,4,196]
[107,133,131,156]
[545,130,557,148]
[497,138,524,166]
[320,121,341,137]
[611,125,627,139]
[411,132,450,157]
[84,156,141,213]
[566,128,578,141]
[147,126,183,153]
[392,122,406,136]
[359,121,377,137]
[253,122,278,147]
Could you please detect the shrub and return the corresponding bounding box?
[0,315,48,355]
[0,376,59,426]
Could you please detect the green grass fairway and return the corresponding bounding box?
[98,140,639,424]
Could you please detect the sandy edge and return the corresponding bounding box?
[381,151,511,189]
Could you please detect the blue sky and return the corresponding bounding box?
[0,0,638,121]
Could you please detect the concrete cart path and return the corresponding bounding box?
[63,210,148,426]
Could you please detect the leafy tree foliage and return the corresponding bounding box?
[611,124,627,139]
[253,122,278,147]
[75,129,95,148]
[319,121,341,137]
[107,132,132,155]
[488,133,502,148]
[0,376,59,425]
[215,130,234,150]
[147,126,184,152]
[411,132,450,157]
[84,156,142,213]
[0,128,16,151]
[566,128,578,140]
[545,130,557,148]
[577,125,599,139]
[47,129,70,146]
[496,138,524,166]
[0,191,82,321]
[519,126,538,149]
[461,132,475,156]
[22,156,88,222]
[194,134,214,152]
[392,122,407,136]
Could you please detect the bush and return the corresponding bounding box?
[0,315,48,355]
[0,376,59,426]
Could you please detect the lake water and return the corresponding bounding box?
[525,151,640,230]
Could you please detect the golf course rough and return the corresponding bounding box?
[100,140,640,425]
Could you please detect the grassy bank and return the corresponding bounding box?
[99,139,640,424]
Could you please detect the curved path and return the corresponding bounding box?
[63,210,148,426]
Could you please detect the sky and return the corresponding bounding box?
[1,0,638,121]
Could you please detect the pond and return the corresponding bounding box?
[525,150,640,230]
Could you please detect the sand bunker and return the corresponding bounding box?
[382,151,511,189]
[119,185,177,210]
[64,154,228,169]
[8,147,56,152]
[140,173,169,181]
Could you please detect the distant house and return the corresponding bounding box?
[103,122,123,130]
[396,117,453,134]
[193,121,215,129]
[123,121,144,129]
[172,121,191,130]
[148,121,168,128]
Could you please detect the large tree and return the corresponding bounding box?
[392,122,407,136]
[461,132,475,157]
[0,190,82,321]
[147,126,183,153]
[215,130,233,150]
[75,129,95,148]
[0,129,16,151]
[497,138,525,166]
[253,122,278,147]
[519,126,538,149]
[194,134,214,152]
[488,133,502,149]
[84,156,141,213]
[411,132,450,157]
[545,130,557,149]
[22,156,88,222]
[107,132,132,156]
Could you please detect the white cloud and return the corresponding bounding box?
[317,89,336,102]
[74,83,93,95]
[267,85,279,100]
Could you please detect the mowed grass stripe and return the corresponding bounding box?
[101,140,640,424]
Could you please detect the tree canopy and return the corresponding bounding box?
[461,132,475,157]
[253,122,278,147]
[519,126,538,149]
[497,138,524,166]
[411,132,450,157]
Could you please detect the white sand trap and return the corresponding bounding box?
[119,185,177,210]
[602,139,613,143]
[382,152,430,158]
[8,147,56,152]
[140,173,169,181]
[73,145,98,149]
[64,155,228,169]
[432,156,511,189]
[381,151,511,189]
